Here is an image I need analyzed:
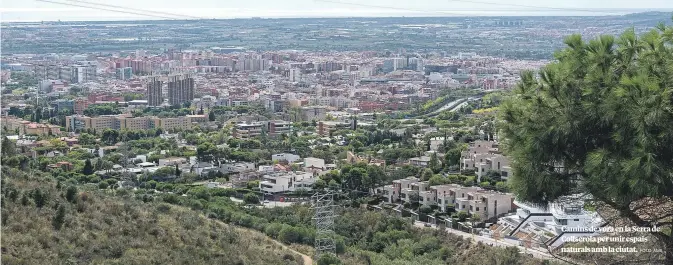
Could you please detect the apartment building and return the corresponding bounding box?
[391,177,420,203]
[375,178,514,221]
[300,106,326,121]
[409,156,432,167]
[167,74,195,106]
[259,171,315,194]
[192,95,220,110]
[230,120,292,139]
[186,114,207,123]
[158,157,188,167]
[116,67,133,80]
[272,153,301,163]
[51,99,74,113]
[405,183,515,221]
[73,98,89,115]
[303,157,325,170]
[232,122,265,139]
[460,140,512,181]
[37,64,96,83]
[316,120,353,136]
[454,190,513,221]
[146,76,163,106]
[65,114,194,133]
[308,97,331,106]
[220,162,256,174]
[377,184,399,203]
[1,116,61,136]
[407,181,430,204]
[475,154,512,180]
[150,117,192,131]
[66,115,115,132]
[267,120,291,137]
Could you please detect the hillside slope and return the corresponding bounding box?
[0,169,304,265]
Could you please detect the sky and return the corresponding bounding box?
[1,0,672,22]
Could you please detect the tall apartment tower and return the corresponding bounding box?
[146,76,163,106]
[167,74,195,106]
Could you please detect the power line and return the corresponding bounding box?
[312,190,338,259]
[35,0,183,20]
[60,0,206,20]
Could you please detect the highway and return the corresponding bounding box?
[421,97,476,118]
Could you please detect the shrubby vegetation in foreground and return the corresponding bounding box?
[1,167,303,265]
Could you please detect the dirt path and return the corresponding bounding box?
[268,237,314,265]
[206,215,313,265]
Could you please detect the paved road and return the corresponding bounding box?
[230,197,296,208]
[413,221,555,261]
[421,97,475,118]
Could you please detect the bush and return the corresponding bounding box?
[278,226,301,244]
[317,253,341,265]
[65,186,78,203]
[460,169,475,176]
[187,186,211,201]
[454,211,470,222]
[243,192,260,205]
[277,226,313,245]
[335,237,346,254]
[210,188,236,197]
[419,205,433,214]
[162,194,180,204]
[265,222,285,239]
[98,182,109,189]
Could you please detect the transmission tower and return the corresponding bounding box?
[312,190,337,259]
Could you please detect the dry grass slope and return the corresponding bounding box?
[1,175,304,265]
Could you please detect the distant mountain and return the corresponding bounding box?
[621,11,672,18]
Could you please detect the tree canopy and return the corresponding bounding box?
[501,23,673,262]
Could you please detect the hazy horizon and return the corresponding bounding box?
[1,0,672,22]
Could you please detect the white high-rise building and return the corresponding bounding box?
[289,68,301,82]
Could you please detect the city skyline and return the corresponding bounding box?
[1,0,672,22]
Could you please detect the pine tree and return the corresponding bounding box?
[501,23,673,263]
[429,152,441,173]
[32,189,46,208]
[420,168,433,181]
[1,137,16,157]
[52,205,66,230]
[21,193,29,206]
[65,186,78,203]
[82,159,94,175]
